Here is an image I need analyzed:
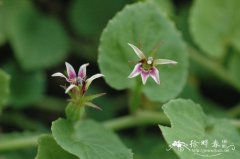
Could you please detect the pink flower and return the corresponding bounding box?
[128,43,177,85]
[52,62,104,94]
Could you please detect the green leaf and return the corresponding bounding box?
[4,62,46,108]
[0,69,10,113]
[159,99,240,159]
[69,0,130,39]
[5,0,69,70]
[51,118,133,159]
[35,135,78,159]
[98,2,188,102]
[190,0,240,58]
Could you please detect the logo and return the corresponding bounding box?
[167,139,235,157]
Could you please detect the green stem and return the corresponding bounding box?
[1,111,240,152]
[188,46,240,90]
[65,102,85,122]
[128,79,142,113]
[0,134,40,151]
[103,110,170,131]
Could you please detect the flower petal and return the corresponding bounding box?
[141,70,150,85]
[51,72,68,80]
[65,84,77,94]
[78,63,89,79]
[65,62,76,80]
[154,59,177,65]
[128,63,142,78]
[128,43,146,59]
[150,67,160,85]
[85,74,104,90]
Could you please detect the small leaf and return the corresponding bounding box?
[5,0,70,70]
[35,135,78,159]
[0,69,10,113]
[190,0,240,58]
[159,99,240,159]
[98,2,188,102]
[51,118,133,159]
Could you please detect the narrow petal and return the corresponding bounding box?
[78,63,89,79]
[128,43,146,59]
[154,59,177,65]
[141,70,150,85]
[51,72,67,80]
[85,102,102,111]
[85,74,104,90]
[128,63,142,78]
[150,67,160,85]
[65,84,77,94]
[85,93,106,101]
[65,62,76,80]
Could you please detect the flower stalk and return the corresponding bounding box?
[129,78,142,113]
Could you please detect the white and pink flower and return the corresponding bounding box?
[52,62,104,110]
[52,62,104,94]
[128,43,177,85]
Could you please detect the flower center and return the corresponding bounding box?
[147,56,153,65]
[141,57,154,71]
[76,77,83,86]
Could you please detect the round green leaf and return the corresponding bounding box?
[36,135,78,159]
[0,69,10,112]
[69,0,130,39]
[98,2,188,102]
[159,99,240,159]
[190,0,240,58]
[4,62,46,108]
[52,119,133,159]
[6,0,70,70]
